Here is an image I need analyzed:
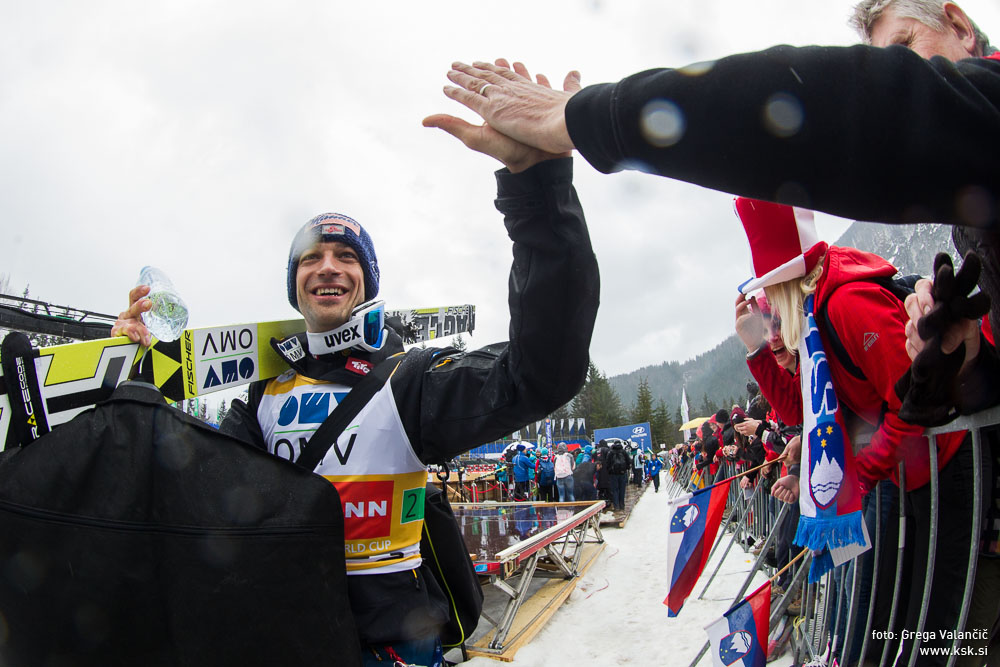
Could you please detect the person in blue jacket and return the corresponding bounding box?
[512,445,533,501]
[494,460,509,500]
[535,448,557,501]
[644,450,663,493]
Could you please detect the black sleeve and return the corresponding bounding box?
[764,429,787,454]
[392,158,600,463]
[745,438,766,468]
[218,382,267,450]
[565,45,1000,228]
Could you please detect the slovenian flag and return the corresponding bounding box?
[705,581,770,667]
[663,479,732,616]
[794,294,866,582]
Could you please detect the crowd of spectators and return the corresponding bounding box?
[723,189,995,665]
[494,438,665,513]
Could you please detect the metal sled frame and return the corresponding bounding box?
[455,500,606,658]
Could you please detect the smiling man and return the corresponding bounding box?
[114,75,599,664]
[291,217,374,334]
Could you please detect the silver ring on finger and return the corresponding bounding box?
[479,83,494,97]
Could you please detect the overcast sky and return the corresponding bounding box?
[3,0,999,377]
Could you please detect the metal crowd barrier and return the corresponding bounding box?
[680,403,1000,667]
[783,404,999,666]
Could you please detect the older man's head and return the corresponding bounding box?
[851,0,993,61]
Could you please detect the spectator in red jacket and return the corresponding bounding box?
[734,196,971,664]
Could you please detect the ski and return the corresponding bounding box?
[0,305,475,449]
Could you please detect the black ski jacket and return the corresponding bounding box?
[566,45,1000,229]
[565,44,1000,405]
[220,157,599,645]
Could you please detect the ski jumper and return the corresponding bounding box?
[220,158,599,647]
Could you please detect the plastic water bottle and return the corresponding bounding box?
[136,266,189,342]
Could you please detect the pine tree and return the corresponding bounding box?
[550,402,571,421]
[452,333,467,352]
[630,377,653,426]
[651,399,675,447]
[572,361,623,433]
[699,393,715,418]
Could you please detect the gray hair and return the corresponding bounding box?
[850,0,993,55]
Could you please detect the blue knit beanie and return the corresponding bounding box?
[287,212,380,311]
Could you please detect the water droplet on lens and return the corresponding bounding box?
[763,93,803,138]
[677,60,716,77]
[641,100,685,147]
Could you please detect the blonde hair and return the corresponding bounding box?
[762,256,825,351]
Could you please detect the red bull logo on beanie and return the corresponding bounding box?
[318,213,361,236]
[319,218,361,237]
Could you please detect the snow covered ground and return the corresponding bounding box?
[459,482,795,667]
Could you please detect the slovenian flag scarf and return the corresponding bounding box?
[793,294,866,582]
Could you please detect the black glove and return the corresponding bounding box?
[896,252,991,426]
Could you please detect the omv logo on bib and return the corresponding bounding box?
[277,391,348,426]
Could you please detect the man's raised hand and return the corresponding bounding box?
[435,58,581,156]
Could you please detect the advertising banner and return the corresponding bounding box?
[593,422,652,451]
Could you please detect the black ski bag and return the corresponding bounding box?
[0,381,361,667]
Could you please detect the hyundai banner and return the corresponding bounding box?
[593,422,652,451]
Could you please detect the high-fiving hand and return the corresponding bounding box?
[429,59,581,158]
